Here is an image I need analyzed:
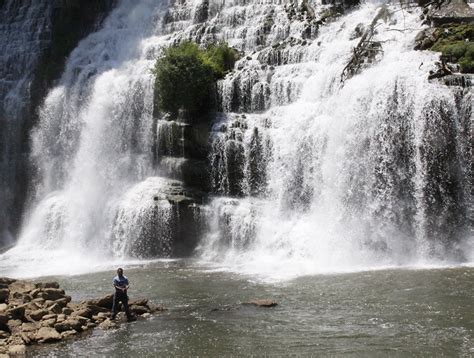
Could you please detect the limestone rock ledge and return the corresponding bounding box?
[0,277,164,357]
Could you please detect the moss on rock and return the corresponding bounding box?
[430,24,474,73]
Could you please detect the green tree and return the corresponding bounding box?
[154,41,237,116]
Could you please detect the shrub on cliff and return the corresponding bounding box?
[153,41,237,115]
[430,24,474,73]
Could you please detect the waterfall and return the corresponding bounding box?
[0,0,471,278]
[198,1,473,278]
[0,0,176,275]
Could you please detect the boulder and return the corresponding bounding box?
[72,307,92,319]
[148,303,166,313]
[85,305,108,315]
[430,0,474,26]
[29,309,49,321]
[54,322,72,333]
[48,303,63,315]
[84,294,113,309]
[53,298,69,309]
[0,304,7,313]
[98,319,117,330]
[0,278,15,285]
[35,327,61,343]
[0,331,9,340]
[242,299,278,308]
[130,305,149,315]
[6,320,22,331]
[35,282,60,289]
[74,316,89,326]
[60,330,77,339]
[19,332,31,345]
[64,319,82,332]
[56,314,66,322]
[6,305,26,320]
[41,318,57,328]
[42,314,56,321]
[0,290,8,304]
[20,323,38,333]
[62,307,73,315]
[8,281,35,295]
[129,298,148,306]
[0,314,8,330]
[42,289,65,301]
[8,344,26,355]
[32,297,45,305]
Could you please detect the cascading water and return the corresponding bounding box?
[0,0,471,279]
[0,0,178,275]
[198,1,473,279]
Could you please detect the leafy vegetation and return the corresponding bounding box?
[153,41,237,115]
[430,24,474,73]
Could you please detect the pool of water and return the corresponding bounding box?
[25,261,474,357]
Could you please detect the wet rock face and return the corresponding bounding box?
[0,0,116,249]
[429,0,474,26]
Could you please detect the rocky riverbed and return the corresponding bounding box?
[0,277,164,356]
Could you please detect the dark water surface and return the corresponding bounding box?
[28,262,473,357]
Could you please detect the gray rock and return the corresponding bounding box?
[0,278,15,286]
[242,299,278,307]
[29,309,49,321]
[64,319,82,332]
[72,307,92,319]
[130,305,149,315]
[48,303,63,314]
[98,319,117,330]
[20,323,38,333]
[35,327,61,343]
[41,318,57,328]
[74,316,89,326]
[42,289,65,301]
[8,281,35,295]
[53,322,72,333]
[83,295,113,309]
[41,314,56,321]
[6,305,26,320]
[62,307,73,315]
[60,330,77,339]
[430,0,474,26]
[0,290,8,304]
[8,344,26,355]
[35,282,60,289]
[0,314,8,329]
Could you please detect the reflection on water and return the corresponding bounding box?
[30,261,473,357]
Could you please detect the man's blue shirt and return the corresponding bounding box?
[113,275,129,289]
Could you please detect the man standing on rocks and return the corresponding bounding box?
[111,268,135,322]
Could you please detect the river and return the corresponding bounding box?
[24,262,474,357]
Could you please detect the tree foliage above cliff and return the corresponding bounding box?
[153,41,237,115]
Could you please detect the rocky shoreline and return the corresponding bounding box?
[0,277,164,356]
